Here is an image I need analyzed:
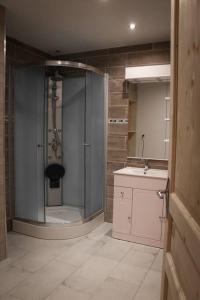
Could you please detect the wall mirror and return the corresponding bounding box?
[126,65,171,160]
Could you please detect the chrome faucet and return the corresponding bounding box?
[144,159,149,174]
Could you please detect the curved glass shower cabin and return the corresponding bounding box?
[14,61,106,228]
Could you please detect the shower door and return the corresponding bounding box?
[14,66,45,222]
[62,71,85,214]
[84,71,105,219]
[62,70,105,220]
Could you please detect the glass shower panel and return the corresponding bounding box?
[84,71,105,219]
[62,71,85,216]
[14,66,45,222]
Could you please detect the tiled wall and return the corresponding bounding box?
[59,42,170,222]
[0,5,6,260]
[5,38,49,229]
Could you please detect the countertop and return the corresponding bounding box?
[113,167,168,180]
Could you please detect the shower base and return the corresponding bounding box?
[45,205,83,224]
[12,213,104,240]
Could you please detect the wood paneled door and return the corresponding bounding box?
[161,0,200,299]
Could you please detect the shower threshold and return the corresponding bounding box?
[12,213,104,240]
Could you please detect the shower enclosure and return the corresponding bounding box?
[13,61,107,236]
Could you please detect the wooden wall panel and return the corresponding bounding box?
[171,223,200,300]
[165,253,187,300]
[175,0,200,227]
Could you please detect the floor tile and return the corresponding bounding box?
[2,224,162,300]
[44,236,85,249]
[10,260,76,300]
[86,238,106,255]
[151,250,163,272]
[56,250,91,267]
[0,264,29,297]
[95,238,132,261]
[90,277,138,300]
[0,295,21,300]
[73,256,118,280]
[133,243,160,255]
[7,233,46,252]
[56,237,107,267]
[110,263,147,285]
[11,247,57,273]
[7,246,28,263]
[87,222,112,240]
[122,248,156,269]
[45,284,90,300]
[134,270,162,300]
[64,256,118,294]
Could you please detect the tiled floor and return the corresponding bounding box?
[0,223,163,300]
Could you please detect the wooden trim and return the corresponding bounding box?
[168,0,179,193]
[161,1,179,298]
[161,215,173,300]
[169,193,200,273]
[165,253,187,300]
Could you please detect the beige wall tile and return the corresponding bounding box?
[107,66,125,79]
[109,79,125,93]
[108,105,128,119]
[127,50,170,67]
[109,92,128,106]
[108,53,128,67]
[108,124,128,136]
[108,136,127,150]
[107,149,128,162]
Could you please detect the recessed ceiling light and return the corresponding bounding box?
[129,23,136,31]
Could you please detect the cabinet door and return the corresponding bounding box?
[113,198,132,235]
[131,189,164,241]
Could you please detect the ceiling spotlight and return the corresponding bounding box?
[129,23,136,31]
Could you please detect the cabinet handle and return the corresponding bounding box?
[121,191,124,197]
[128,216,131,223]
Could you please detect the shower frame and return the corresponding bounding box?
[12,60,108,239]
[44,60,108,222]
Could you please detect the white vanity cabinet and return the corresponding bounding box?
[112,167,168,248]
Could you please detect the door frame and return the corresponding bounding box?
[161,0,200,299]
[161,0,179,297]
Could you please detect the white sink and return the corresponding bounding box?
[113,167,168,179]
